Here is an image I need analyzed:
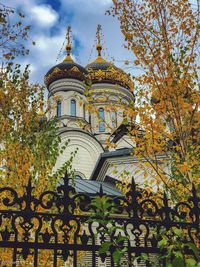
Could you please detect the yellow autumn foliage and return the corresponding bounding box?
[108,0,200,199]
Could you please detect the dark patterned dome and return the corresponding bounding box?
[86,54,133,90]
[45,44,87,88]
[86,56,111,71]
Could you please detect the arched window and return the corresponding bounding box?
[56,101,61,117]
[83,103,86,119]
[99,108,105,132]
[111,111,117,128]
[71,99,76,116]
[75,172,85,179]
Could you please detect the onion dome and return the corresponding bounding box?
[86,25,133,91]
[45,27,87,88]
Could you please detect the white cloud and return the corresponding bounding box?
[59,0,134,68]
[2,0,135,85]
[2,0,61,82]
[4,1,59,30]
[23,30,78,84]
[29,5,58,27]
[31,32,67,68]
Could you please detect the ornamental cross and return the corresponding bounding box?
[66,26,72,45]
[96,24,102,45]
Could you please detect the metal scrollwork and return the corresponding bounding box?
[0,173,199,266]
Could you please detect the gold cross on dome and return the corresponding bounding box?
[96,24,103,57]
[64,26,73,61]
[66,26,72,46]
[96,24,102,45]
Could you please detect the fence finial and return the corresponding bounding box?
[99,183,103,196]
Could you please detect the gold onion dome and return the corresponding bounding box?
[86,25,133,91]
[45,27,87,88]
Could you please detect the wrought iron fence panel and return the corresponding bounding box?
[0,173,199,267]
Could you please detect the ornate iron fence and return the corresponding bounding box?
[0,173,199,266]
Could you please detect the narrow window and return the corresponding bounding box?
[89,112,91,124]
[83,103,86,119]
[99,108,105,132]
[57,101,61,117]
[71,99,76,116]
[111,111,117,128]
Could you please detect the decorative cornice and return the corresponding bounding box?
[87,66,134,91]
[70,66,81,72]
[45,66,87,88]
[89,84,135,103]
[48,79,86,96]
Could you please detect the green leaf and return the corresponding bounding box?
[172,256,184,267]
[113,249,123,266]
[173,227,182,237]
[99,242,112,254]
[186,243,200,260]
[111,207,118,213]
[158,238,168,248]
[175,251,183,259]
[140,253,149,261]
[186,258,197,267]
[117,235,128,242]
[168,245,174,253]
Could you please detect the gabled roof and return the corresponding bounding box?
[90,147,133,181]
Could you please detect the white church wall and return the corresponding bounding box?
[89,84,133,130]
[111,136,135,150]
[49,90,87,118]
[55,130,104,179]
[48,78,89,120]
[88,83,135,148]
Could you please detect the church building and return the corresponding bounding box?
[44,26,152,194]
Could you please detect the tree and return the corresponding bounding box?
[0,64,75,193]
[107,0,200,199]
[0,3,73,193]
[0,2,32,60]
[87,1,200,265]
[0,5,77,265]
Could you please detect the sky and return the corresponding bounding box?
[3,0,135,85]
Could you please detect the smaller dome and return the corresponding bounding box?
[86,54,133,90]
[87,56,111,71]
[86,24,133,90]
[44,35,87,88]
